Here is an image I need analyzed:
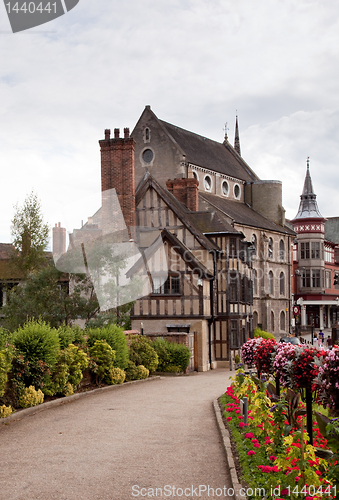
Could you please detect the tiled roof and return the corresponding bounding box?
[199,192,295,235]
[185,211,240,235]
[159,120,259,183]
[0,243,15,260]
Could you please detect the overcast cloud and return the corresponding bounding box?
[1,0,339,245]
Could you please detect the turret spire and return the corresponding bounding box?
[293,158,323,220]
[234,115,241,156]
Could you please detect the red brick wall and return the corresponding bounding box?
[166,177,199,212]
[99,128,136,236]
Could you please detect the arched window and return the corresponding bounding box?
[268,270,274,296]
[279,239,285,261]
[251,234,257,256]
[192,170,199,182]
[280,311,285,332]
[279,272,285,295]
[268,238,273,259]
[253,269,257,295]
[253,311,258,329]
[144,127,151,142]
[271,311,275,333]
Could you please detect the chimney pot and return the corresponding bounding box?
[124,127,130,138]
[114,128,120,139]
[105,129,111,140]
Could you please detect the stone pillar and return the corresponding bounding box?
[301,304,306,326]
[320,305,324,330]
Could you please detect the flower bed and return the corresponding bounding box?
[220,373,337,500]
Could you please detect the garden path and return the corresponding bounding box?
[1,369,233,500]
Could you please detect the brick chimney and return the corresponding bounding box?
[52,222,66,256]
[166,177,199,212]
[99,127,136,237]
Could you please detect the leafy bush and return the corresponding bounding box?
[152,338,191,372]
[107,367,126,385]
[136,365,149,379]
[0,404,13,418]
[46,344,88,396]
[0,328,13,350]
[57,325,86,349]
[12,320,60,392]
[89,340,115,384]
[86,324,128,369]
[129,335,158,372]
[18,385,44,408]
[0,348,12,397]
[254,327,275,340]
[125,361,149,381]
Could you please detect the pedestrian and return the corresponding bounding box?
[327,336,332,348]
[313,332,318,345]
[319,330,324,342]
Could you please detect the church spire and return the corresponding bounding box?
[293,158,323,220]
[234,115,241,156]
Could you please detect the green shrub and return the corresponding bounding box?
[46,344,88,396]
[152,338,191,372]
[107,367,126,385]
[0,404,13,418]
[18,385,44,408]
[129,336,158,372]
[0,328,13,350]
[0,348,12,397]
[89,340,115,384]
[125,360,149,381]
[136,365,149,379]
[253,327,275,340]
[12,320,60,392]
[57,325,86,349]
[86,324,128,369]
[125,360,139,382]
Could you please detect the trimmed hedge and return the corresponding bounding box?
[152,338,191,373]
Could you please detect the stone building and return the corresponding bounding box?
[83,106,295,370]
[130,106,294,337]
[291,160,339,330]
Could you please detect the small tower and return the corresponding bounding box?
[234,115,241,156]
[294,158,323,220]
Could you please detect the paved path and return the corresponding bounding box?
[1,370,233,500]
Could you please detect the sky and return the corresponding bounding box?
[1,0,339,246]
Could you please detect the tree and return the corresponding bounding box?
[1,262,100,331]
[11,191,49,275]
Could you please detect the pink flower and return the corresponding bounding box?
[226,417,232,421]
[247,450,255,456]
[244,433,254,439]
[269,455,277,461]
[239,422,246,428]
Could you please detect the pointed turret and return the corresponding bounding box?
[234,115,241,156]
[294,158,323,220]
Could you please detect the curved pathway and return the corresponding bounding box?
[1,369,233,500]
